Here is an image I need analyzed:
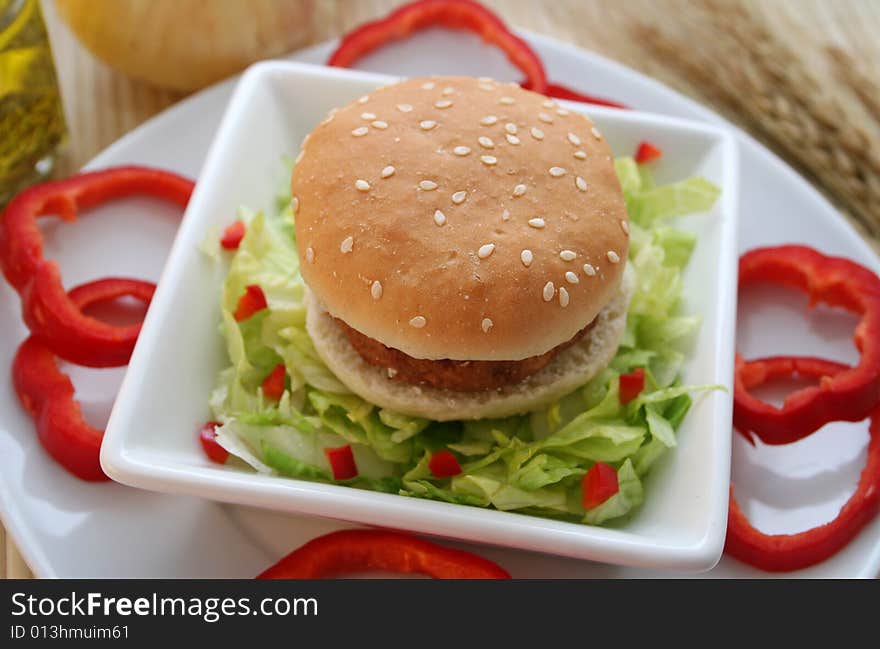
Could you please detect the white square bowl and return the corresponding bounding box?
[102,61,738,572]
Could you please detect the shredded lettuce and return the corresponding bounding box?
[206,155,720,526]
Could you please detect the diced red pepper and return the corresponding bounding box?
[634,141,663,164]
[261,363,287,400]
[327,0,548,93]
[542,82,628,109]
[220,220,246,250]
[324,445,358,481]
[199,421,229,464]
[257,529,510,579]
[233,284,268,322]
[734,246,880,443]
[726,359,880,571]
[11,277,156,481]
[619,367,645,404]
[428,449,462,477]
[0,166,193,367]
[582,461,619,509]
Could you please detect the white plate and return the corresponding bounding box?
[100,61,738,572]
[2,29,879,578]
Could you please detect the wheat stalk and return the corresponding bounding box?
[633,0,880,238]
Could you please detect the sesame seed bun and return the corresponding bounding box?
[304,267,634,420]
[292,76,629,361]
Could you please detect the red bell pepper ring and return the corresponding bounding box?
[257,529,510,579]
[220,220,246,250]
[327,0,548,93]
[618,367,645,405]
[582,461,620,509]
[233,284,268,322]
[12,277,156,481]
[735,246,880,444]
[634,141,663,164]
[726,358,880,571]
[261,363,287,400]
[324,445,358,480]
[428,449,462,477]
[0,166,193,367]
[541,82,628,109]
[199,421,229,464]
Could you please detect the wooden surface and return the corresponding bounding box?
[4,0,880,579]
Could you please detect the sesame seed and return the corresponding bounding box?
[576,176,588,191]
[538,112,554,124]
[434,99,453,109]
[559,287,570,307]
[397,103,413,113]
[559,250,576,261]
[387,367,398,378]
[358,95,370,104]
[371,281,383,300]
[591,126,602,139]
[528,218,546,229]
[521,249,533,267]
[421,81,436,90]
[505,123,518,134]
[583,263,596,276]
[567,132,582,146]
[549,166,567,177]
[340,236,354,253]
[482,318,493,333]
[565,271,580,284]
[542,99,556,108]
[420,120,438,130]
[479,83,494,91]
[530,127,544,140]
[305,246,314,263]
[513,184,527,197]
[419,180,438,191]
[477,243,496,259]
[506,134,521,145]
[372,120,388,130]
[409,316,427,328]
[499,96,515,105]
[478,76,493,82]
[291,196,299,212]
[433,209,447,226]
[351,127,369,137]
[480,155,498,165]
[573,150,587,160]
[478,136,495,149]
[543,281,555,302]
[607,250,621,263]
[557,108,570,116]
[480,115,498,126]
[502,209,510,221]
[355,179,371,192]
[381,165,395,178]
[442,86,455,96]
[453,146,471,156]
[452,191,467,204]
[621,220,630,235]
[361,112,376,120]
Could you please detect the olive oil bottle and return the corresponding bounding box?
[0,0,66,206]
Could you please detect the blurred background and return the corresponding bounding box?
[2,0,879,577]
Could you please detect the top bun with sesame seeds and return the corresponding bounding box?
[292,76,629,363]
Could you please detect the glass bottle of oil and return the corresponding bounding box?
[0,0,67,206]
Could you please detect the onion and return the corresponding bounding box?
[56,0,316,91]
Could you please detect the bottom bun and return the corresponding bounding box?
[305,265,635,421]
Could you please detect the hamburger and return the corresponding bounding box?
[292,76,633,421]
